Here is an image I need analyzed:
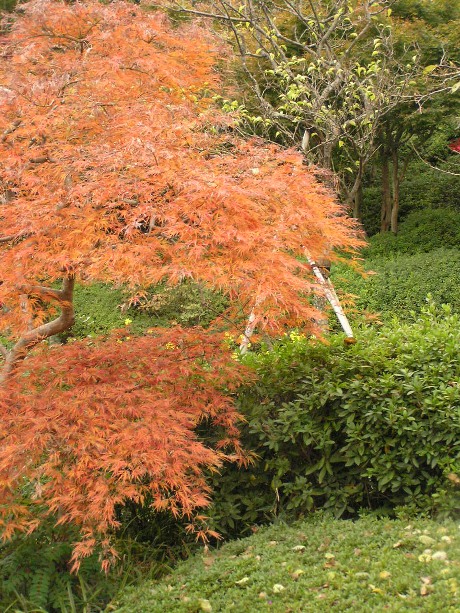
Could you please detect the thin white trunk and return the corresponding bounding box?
[239,309,258,354]
[306,253,355,341]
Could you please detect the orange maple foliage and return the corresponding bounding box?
[0,328,248,569]
[0,0,362,566]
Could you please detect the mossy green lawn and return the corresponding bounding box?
[115,515,460,612]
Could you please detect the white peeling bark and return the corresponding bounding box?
[306,252,355,342]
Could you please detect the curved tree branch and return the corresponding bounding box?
[0,275,75,384]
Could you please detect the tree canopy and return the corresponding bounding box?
[0,0,361,567]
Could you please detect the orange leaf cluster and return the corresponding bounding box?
[0,0,363,566]
[0,0,362,337]
[0,328,249,569]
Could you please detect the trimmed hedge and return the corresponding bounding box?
[365,209,460,258]
[207,305,460,537]
[333,248,460,320]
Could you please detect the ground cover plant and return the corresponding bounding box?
[1,0,459,610]
[331,208,460,320]
[65,281,228,341]
[115,514,460,612]
[364,209,460,257]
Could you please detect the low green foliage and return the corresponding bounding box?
[207,305,460,536]
[0,518,176,613]
[65,283,134,340]
[333,248,460,320]
[135,281,228,328]
[115,515,460,612]
[397,162,460,219]
[365,209,460,257]
[63,281,227,340]
[0,523,115,612]
[0,0,17,12]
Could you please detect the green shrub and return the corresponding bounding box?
[360,185,382,236]
[361,157,460,238]
[135,281,228,328]
[116,514,460,612]
[333,248,460,320]
[398,161,460,217]
[366,209,460,257]
[0,0,17,12]
[207,305,460,536]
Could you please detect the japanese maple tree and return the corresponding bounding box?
[0,0,362,566]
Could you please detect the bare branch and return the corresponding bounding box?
[410,144,460,176]
[160,4,250,23]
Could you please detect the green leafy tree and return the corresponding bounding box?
[172,0,421,216]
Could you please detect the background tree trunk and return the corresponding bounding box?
[380,149,391,232]
[390,148,400,234]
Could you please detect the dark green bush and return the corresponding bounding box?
[397,161,460,217]
[0,513,180,613]
[0,522,118,612]
[333,247,460,320]
[365,209,460,257]
[361,156,460,238]
[0,0,17,12]
[208,305,460,536]
[360,185,382,237]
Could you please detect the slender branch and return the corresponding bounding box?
[164,5,250,23]
[20,294,34,331]
[0,235,18,244]
[1,119,21,143]
[0,231,31,243]
[15,284,70,303]
[410,144,460,176]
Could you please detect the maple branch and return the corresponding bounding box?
[0,231,31,244]
[0,276,75,384]
[15,284,71,303]
[1,119,21,143]
[20,294,34,332]
[0,234,18,244]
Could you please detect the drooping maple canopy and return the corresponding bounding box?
[0,0,361,353]
[0,328,248,569]
[0,0,362,566]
